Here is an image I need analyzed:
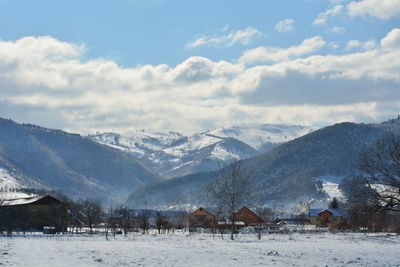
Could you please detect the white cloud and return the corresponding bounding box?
[345,40,362,50]
[363,40,377,50]
[186,27,263,49]
[329,42,340,49]
[381,28,400,50]
[239,36,326,64]
[313,5,343,25]
[331,26,346,33]
[345,39,376,50]
[275,19,294,32]
[1,30,400,134]
[347,0,400,19]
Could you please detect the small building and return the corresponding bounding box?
[0,195,68,232]
[233,206,265,226]
[188,207,216,228]
[309,209,349,229]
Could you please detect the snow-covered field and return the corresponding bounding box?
[1,233,399,266]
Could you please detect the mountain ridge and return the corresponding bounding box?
[127,119,400,208]
[88,123,313,178]
[0,118,162,203]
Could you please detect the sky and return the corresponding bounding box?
[0,0,399,134]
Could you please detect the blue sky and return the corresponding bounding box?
[0,0,399,134]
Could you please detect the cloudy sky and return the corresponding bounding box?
[0,0,399,134]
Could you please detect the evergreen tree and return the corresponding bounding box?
[329,197,339,209]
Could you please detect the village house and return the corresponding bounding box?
[188,207,216,228]
[309,209,349,229]
[0,195,68,232]
[233,206,266,226]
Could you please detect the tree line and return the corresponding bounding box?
[0,196,187,237]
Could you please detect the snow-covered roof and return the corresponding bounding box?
[217,220,245,226]
[1,195,62,206]
[309,209,348,218]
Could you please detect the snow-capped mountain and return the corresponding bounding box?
[88,123,314,178]
[128,119,399,208]
[207,123,313,150]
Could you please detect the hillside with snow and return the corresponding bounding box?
[128,119,400,208]
[0,118,161,203]
[88,123,313,178]
[207,123,313,150]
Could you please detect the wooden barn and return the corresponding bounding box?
[233,206,266,226]
[0,195,68,232]
[188,207,216,228]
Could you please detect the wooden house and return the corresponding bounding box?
[188,207,216,228]
[309,209,348,229]
[0,195,68,232]
[233,206,265,226]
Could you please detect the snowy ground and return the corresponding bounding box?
[1,232,399,266]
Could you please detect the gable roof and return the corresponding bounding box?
[309,209,348,218]
[234,206,265,222]
[1,195,64,207]
[189,207,215,217]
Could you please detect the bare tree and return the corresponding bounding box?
[207,158,257,240]
[341,133,400,231]
[156,211,164,234]
[340,176,380,230]
[355,133,400,213]
[81,200,102,234]
[68,201,84,233]
[138,209,150,234]
[115,206,132,236]
[105,206,120,240]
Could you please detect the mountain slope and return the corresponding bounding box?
[89,123,313,178]
[0,118,161,203]
[127,120,397,208]
[207,123,312,150]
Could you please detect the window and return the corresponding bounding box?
[316,217,320,221]
[332,217,337,221]
[195,215,206,222]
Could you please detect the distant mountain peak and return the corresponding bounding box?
[88,123,314,179]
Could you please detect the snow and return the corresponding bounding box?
[0,168,22,190]
[208,123,314,149]
[1,233,399,266]
[88,130,185,158]
[87,123,317,179]
[322,181,344,200]
[162,134,220,157]
[0,168,33,200]
[210,144,239,161]
[319,176,344,201]
[2,195,45,206]
[88,123,315,179]
[89,123,314,159]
